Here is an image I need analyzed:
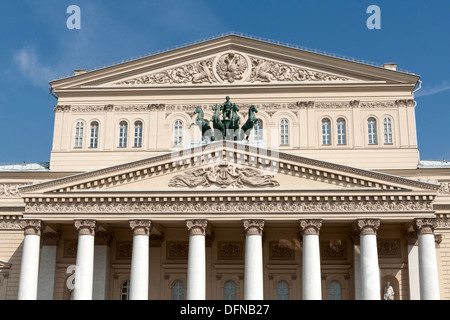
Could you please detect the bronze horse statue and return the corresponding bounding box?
[189,106,214,142]
[240,105,258,140]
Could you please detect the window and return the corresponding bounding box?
[173,120,183,147]
[321,118,331,145]
[280,118,289,145]
[224,281,237,300]
[368,118,378,145]
[254,119,263,141]
[172,280,185,300]
[121,281,129,300]
[74,121,84,148]
[276,281,289,300]
[118,121,128,148]
[383,117,393,144]
[336,118,346,145]
[89,122,99,148]
[134,121,143,148]
[329,281,342,300]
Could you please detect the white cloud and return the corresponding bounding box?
[13,44,56,87]
[415,81,450,97]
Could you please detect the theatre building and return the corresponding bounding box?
[1,33,449,300]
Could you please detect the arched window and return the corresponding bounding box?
[337,118,346,145]
[280,118,289,145]
[321,118,331,145]
[172,280,185,300]
[74,121,84,148]
[121,281,129,300]
[383,117,393,144]
[134,121,143,148]
[89,121,99,148]
[329,281,342,300]
[368,118,378,145]
[276,281,289,300]
[118,121,128,148]
[254,119,263,141]
[173,120,183,147]
[224,281,237,300]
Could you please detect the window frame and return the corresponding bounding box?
[336,118,347,145]
[171,280,185,300]
[253,119,263,141]
[120,280,130,300]
[321,118,332,146]
[74,121,85,149]
[173,119,184,147]
[280,118,290,146]
[89,121,99,149]
[118,121,128,148]
[328,280,342,300]
[133,120,143,148]
[383,116,393,145]
[224,280,237,300]
[276,280,289,300]
[367,117,378,145]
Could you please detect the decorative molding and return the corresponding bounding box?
[169,163,279,189]
[435,234,443,248]
[355,218,380,235]
[321,240,346,259]
[215,52,250,83]
[116,241,133,260]
[166,241,188,260]
[413,218,438,235]
[0,216,22,230]
[299,219,322,235]
[438,182,450,195]
[20,219,42,236]
[186,219,208,236]
[74,219,96,236]
[129,219,152,236]
[405,231,418,246]
[243,219,264,236]
[217,241,243,260]
[269,241,295,260]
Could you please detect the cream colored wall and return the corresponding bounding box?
[0,230,23,300]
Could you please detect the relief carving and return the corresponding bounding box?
[218,241,243,260]
[63,239,78,258]
[377,239,401,258]
[269,241,295,260]
[215,52,249,83]
[116,242,133,260]
[168,163,279,189]
[321,240,346,260]
[0,184,27,198]
[166,241,189,260]
[438,182,450,195]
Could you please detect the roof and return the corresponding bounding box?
[418,160,450,169]
[0,162,50,172]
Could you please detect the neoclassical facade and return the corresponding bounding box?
[1,33,449,300]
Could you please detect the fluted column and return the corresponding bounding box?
[243,219,264,300]
[73,219,96,300]
[414,218,440,300]
[355,219,381,300]
[18,219,42,300]
[186,219,208,300]
[129,220,151,300]
[300,219,322,300]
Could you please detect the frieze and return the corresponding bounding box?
[63,239,78,258]
[377,239,401,258]
[217,241,243,260]
[269,241,295,260]
[438,182,450,195]
[24,199,433,214]
[116,241,133,260]
[0,217,22,230]
[321,240,346,260]
[166,241,189,260]
[0,184,29,198]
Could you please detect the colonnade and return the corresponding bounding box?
[17,217,441,300]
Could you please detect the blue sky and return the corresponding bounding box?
[0,0,449,164]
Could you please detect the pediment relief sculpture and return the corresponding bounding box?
[114,51,352,86]
[168,163,280,189]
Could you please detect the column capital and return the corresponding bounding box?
[74,219,96,236]
[355,218,380,235]
[413,218,438,235]
[20,219,42,236]
[129,219,152,236]
[243,219,265,236]
[299,219,322,235]
[186,219,208,236]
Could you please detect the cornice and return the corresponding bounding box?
[19,142,438,195]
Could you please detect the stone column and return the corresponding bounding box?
[18,219,42,300]
[93,230,112,300]
[355,219,381,300]
[37,230,60,300]
[186,219,208,300]
[73,219,96,300]
[405,231,420,300]
[414,218,440,300]
[300,219,322,300]
[350,230,362,300]
[243,219,264,300]
[129,219,151,300]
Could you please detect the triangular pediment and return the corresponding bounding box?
[50,34,419,90]
[20,142,438,196]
